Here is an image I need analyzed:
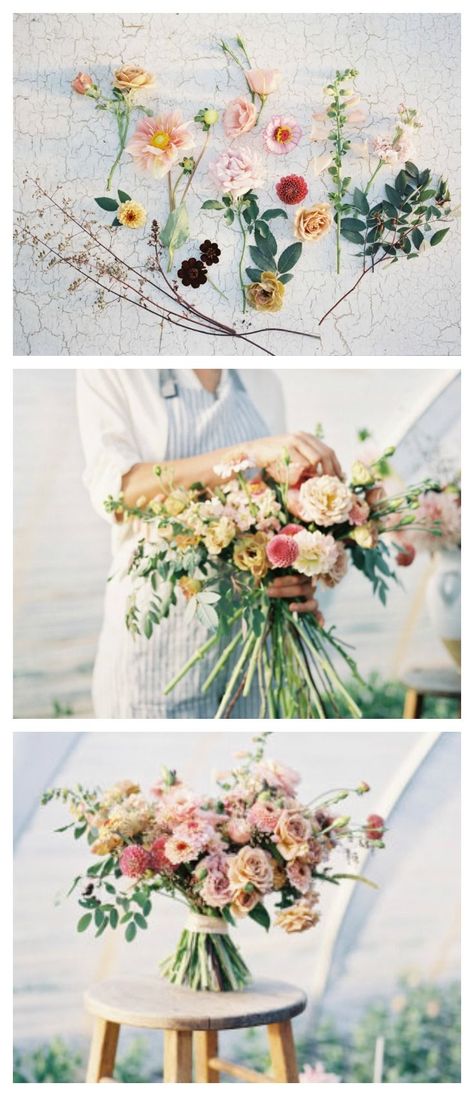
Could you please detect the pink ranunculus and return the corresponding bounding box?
[119,844,152,878]
[245,68,281,97]
[72,72,94,95]
[127,111,195,178]
[223,97,257,139]
[208,146,265,197]
[281,524,305,536]
[266,533,300,569]
[263,115,302,155]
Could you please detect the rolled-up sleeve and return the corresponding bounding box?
[76,370,141,523]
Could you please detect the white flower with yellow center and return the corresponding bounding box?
[293,530,338,577]
[298,475,353,526]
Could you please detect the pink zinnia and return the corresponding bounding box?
[127,111,195,177]
[266,533,299,568]
[119,844,151,878]
[263,115,302,155]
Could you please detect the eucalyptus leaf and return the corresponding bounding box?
[430,228,449,247]
[352,187,370,215]
[341,217,366,234]
[412,227,424,249]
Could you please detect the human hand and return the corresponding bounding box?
[267,574,325,622]
[248,433,343,485]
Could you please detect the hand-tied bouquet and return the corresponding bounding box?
[16,38,457,355]
[42,734,385,991]
[105,444,440,719]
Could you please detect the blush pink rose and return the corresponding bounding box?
[223,97,257,139]
[246,68,281,97]
[208,146,265,197]
[226,816,252,844]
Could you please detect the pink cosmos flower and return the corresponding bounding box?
[119,844,151,878]
[246,68,281,97]
[208,146,265,197]
[266,533,300,569]
[263,115,302,155]
[223,97,257,139]
[127,112,195,178]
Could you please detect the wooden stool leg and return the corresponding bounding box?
[403,688,424,719]
[86,1018,120,1082]
[194,1030,220,1082]
[267,1020,299,1082]
[163,1030,193,1083]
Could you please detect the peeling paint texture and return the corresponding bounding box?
[14,12,460,356]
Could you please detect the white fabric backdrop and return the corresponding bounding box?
[14,12,460,356]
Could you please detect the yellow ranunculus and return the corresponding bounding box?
[246,271,285,313]
[233,532,269,581]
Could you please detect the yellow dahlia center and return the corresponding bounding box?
[150,130,171,149]
[275,126,292,143]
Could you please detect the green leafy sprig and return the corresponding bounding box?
[85,83,153,192]
[324,68,360,274]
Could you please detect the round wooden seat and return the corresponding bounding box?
[402,665,461,718]
[85,976,307,1083]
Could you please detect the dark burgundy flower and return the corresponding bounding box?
[177,257,208,288]
[275,174,309,205]
[199,239,221,265]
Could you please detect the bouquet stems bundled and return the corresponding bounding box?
[161,922,251,991]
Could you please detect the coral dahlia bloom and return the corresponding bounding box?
[263,115,302,154]
[127,112,195,177]
[266,533,299,568]
[276,175,308,205]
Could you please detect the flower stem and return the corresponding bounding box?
[180,130,211,205]
[206,275,228,301]
[106,105,130,191]
[237,208,248,312]
[364,159,383,195]
[255,96,266,125]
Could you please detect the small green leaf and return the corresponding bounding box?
[352,187,370,215]
[224,208,235,225]
[134,913,148,930]
[77,913,93,933]
[111,217,121,227]
[254,218,269,237]
[342,230,365,245]
[245,267,263,283]
[277,242,302,274]
[160,203,190,265]
[341,217,366,234]
[201,199,225,210]
[249,245,276,272]
[248,902,271,931]
[117,190,131,203]
[261,208,288,221]
[430,228,449,247]
[412,228,424,249]
[385,184,403,209]
[255,227,277,259]
[94,197,119,211]
[125,921,137,942]
[278,272,293,285]
[404,162,419,179]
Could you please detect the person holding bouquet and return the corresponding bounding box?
[77,368,343,718]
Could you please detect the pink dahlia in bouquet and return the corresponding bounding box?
[43,733,384,991]
[104,440,441,719]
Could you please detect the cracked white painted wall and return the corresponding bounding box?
[14,12,460,356]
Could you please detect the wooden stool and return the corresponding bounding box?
[402,666,461,718]
[85,976,306,1083]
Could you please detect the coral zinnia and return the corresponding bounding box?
[127,111,195,177]
[276,175,308,205]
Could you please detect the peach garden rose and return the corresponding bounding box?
[294,203,333,242]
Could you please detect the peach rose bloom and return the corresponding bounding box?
[275,896,320,933]
[71,72,94,94]
[223,97,257,139]
[231,888,261,918]
[114,65,154,91]
[229,846,274,893]
[294,203,333,242]
[246,68,281,96]
[274,810,311,861]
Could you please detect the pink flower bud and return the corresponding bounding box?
[72,72,94,95]
[365,814,385,841]
[245,68,281,97]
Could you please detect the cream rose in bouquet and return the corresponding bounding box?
[43,733,385,992]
